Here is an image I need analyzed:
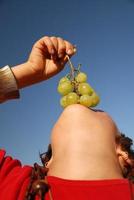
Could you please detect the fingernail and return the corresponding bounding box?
[51,49,55,54]
[73,47,77,53]
[67,49,73,55]
[58,53,64,58]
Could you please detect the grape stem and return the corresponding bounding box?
[66,55,75,80]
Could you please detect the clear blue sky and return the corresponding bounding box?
[0,0,134,165]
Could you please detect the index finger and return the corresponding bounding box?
[64,40,77,56]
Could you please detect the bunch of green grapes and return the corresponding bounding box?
[57,60,100,108]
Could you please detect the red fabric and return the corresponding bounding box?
[46,176,134,200]
[0,149,134,200]
[0,149,32,200]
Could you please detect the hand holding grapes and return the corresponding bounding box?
[28,36,76,79]
[12,36,76,88]
[12,35,100,108]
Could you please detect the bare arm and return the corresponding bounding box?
[0,36,76,102]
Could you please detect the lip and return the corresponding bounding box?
[90,108,104,112]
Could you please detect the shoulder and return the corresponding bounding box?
[0,149,32,200]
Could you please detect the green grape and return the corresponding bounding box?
[57,81,74,96]
[79,94,93,107]
[66,92,79,105]
[78,83,93,95]
[90,92,100,107]
[59,76,70,84]
[57,58,100,108]
[60,95,68,108]
[75,72,87,83]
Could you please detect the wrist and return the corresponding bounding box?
[12,61,40,89]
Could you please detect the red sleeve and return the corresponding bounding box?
[131,183,134,199]
[0,149,33,200]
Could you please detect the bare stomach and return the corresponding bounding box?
[47,104,123,180]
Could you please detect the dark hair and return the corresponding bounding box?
[116,133,134,182]
[40,144,52,166]
[25,144,52,200]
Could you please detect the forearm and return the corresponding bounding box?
[12,61,42,89]
[0,62,39,103]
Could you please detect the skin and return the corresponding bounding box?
[47,105,132,180]
[11,36,132,180]
[12,36,76,88]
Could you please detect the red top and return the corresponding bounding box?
[46,176,134,200]
[0,149,134,200]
